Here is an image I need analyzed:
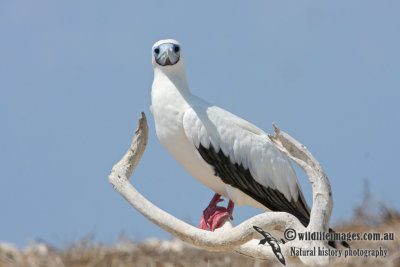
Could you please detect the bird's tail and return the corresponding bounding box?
[328,228,350,248]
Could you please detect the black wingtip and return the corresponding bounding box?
[328,228,351,249]
[328,240,336,248]
[253,225,263,233]
[341,240,350,248]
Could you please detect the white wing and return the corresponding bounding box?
[182,98,310,225]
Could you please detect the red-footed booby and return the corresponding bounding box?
[150,39,311,232]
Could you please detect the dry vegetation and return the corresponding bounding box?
[1,191,399,267]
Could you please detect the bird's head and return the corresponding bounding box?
[152,39,183,70]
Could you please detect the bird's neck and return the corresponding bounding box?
[152,67,192,100]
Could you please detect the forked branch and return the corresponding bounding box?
[109,112,333,266]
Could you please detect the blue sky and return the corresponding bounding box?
[0,1,399,248]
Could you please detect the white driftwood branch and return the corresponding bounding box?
[268,124,333,235]
[109,113,332,266]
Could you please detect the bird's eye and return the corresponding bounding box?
[154,48,160,54]
[174,45,180,53]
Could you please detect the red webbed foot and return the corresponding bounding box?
[199,193,234,231]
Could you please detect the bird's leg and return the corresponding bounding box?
[199,193,235,231]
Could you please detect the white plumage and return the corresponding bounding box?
[150,39,310,225]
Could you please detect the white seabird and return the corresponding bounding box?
[150,39,311,231]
